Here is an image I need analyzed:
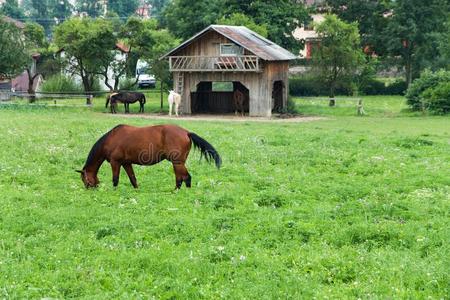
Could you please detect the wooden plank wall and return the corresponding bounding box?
[171,31,291,116]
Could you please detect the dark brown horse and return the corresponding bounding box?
[76,124,221,189]
[233,89,245,116]
[105,92,146,113]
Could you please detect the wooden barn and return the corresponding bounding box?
[162,25,297,117]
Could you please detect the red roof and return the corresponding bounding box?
[115,42,130,53]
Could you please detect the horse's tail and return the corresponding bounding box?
[105,95,110,108]
[142,94,146,104]
[188,132,221,169]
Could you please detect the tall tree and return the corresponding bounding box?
[312,15,364,103]
[75,0,104,17]
[107,0,139,18]
[144,29,178,111]
[98,17,156,91]
[0,18,28,79]
[0,0,25,19]
[23,0,73,35]
[225,0,309,53]
[384,0,449,86]
[163,0,308,52]
[54,17,116,103]
[326,0,390,56]
[23,22,48,101]
[217,13,268,38]
[162,0,223,40]
[150,0,169,21]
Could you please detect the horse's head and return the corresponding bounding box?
[76,169,99,188]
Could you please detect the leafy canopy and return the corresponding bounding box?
[217,13,268,38]
[313,14,364,97]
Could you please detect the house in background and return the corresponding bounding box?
[162,25,297,117]
[0,16,44,93]
[293,0,328,59]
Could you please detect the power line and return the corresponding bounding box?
[10,16,141,22]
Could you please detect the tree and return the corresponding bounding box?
[0,18,28,79]
[23,22,48,102]
[75,0,104,17]
[150,0,169,22]
[436,17,450,69]
[144,29,178,111]
[217,13,268,38]
[107,0,139,18]
[222,0,308,53]
[22,0,73,35]
[0,0,25,19]
[312,15,364,104]
[54,17,116,103]
[162,0,308,53]
[97,17,156,91]
[326,0,390,56]
[162,0,223,40]
[384,0,449,86]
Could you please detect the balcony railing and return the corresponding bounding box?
[168,55,260,72]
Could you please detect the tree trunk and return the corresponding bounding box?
[405,58,412,88]
[82,80,92,105]
[160,82,163,112]
[329,81,336,107]
[26,69,37,103]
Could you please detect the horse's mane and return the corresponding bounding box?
[83,125,123,169]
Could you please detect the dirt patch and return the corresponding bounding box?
[105,113,325,123]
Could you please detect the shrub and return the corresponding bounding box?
[40,74,83,93]
[421,81,450,114]
[289,75,352,96]
[360,78,386,95]
[385,79,407,95]
[360,78,407,95]
[119,77,138,90]
[405,69,450,110]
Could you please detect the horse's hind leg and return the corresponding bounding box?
[175,102,179,117]
[110,160,121,187]
[172,163,191,189]
[123,164,138,188]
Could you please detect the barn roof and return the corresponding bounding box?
[162,25,297,61]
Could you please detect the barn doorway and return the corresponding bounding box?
[272,80,284,113]
[191,81,249,114]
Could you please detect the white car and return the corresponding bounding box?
[137,74,156,88]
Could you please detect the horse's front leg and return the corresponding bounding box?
[169,103,173,116]
[110,160,121,187]
[123,164,138,188]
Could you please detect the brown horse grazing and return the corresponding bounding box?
[233,89,245,116]
[105,92,146,113]
[76,124,221,189]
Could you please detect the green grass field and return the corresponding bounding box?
[0,95,449,298]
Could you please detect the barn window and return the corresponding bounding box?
[220,43,243,56]
[212,82,233,92]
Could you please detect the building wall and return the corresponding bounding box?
[174,61,290,117]
[176,31,253,57]
[293,13,325,58]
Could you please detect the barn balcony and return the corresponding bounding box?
[168,56,261,72]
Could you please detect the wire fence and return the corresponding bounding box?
[0,89,161,107]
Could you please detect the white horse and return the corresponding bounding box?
[168,90,181,117]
